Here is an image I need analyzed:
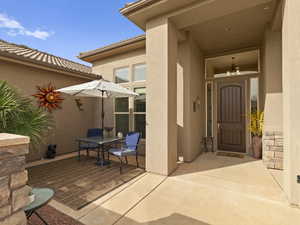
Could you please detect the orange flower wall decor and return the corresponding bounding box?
[33,84,64,112]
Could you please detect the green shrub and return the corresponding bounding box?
[0,80,54,147]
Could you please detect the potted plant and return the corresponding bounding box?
[250,111,264,159]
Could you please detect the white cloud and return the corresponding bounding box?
[0,13,53,40]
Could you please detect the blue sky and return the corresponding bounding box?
[0,0,144,65]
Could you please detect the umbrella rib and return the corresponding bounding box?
[72,89,86,96]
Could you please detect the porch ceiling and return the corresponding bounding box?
[182,1,277,55]
[207,50,259,71]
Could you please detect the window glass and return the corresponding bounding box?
[206,83,213,137]
[115,114,129,136]
[115,67,129,83]
[133,64,146,81]
[115,97,129,112]
[250,78,259,113]
[135,114,146,139]
[134,87,146,112]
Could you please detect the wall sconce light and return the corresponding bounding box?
[75,98,83,111]
[193,96,201,112]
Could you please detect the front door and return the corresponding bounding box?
[217,81,246,153]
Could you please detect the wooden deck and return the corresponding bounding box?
[28,155,145,210]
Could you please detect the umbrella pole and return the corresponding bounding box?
[101,90,104,131]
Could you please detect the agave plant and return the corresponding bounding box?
[0,81,54,147]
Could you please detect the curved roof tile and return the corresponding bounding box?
[0,39,100,79]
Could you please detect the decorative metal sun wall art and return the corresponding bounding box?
[33,84,64,112]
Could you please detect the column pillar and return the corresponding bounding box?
[146,17,178,175]
[282,0,300,205]
[0,133,30,225]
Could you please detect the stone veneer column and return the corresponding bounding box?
[0,133,30,225]
[263,131,283,170]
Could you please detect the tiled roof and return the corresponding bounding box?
[0,39,100,79]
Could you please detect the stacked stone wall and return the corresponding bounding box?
[0,134,30,225]
[263,131,283,170]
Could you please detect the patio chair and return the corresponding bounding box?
[108,132,141,173]
[79,128,103,158]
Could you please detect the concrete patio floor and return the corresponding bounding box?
[49,153,300,225]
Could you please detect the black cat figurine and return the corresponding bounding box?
[46,144,57,159]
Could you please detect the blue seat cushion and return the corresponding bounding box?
[109,148,136,157]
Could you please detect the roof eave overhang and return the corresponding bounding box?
[120,0,164,16]
[78,36,146,63]
[120,0,166,30]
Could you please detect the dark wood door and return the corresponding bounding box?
[217,81,246,153]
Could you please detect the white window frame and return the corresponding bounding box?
[113,64,146,140]
[114,66,131,84]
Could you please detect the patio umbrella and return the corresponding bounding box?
[57,79,138,131]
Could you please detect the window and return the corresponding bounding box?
[134,87,146,138]
[133,64,146,81]
[250,78,259,114]
[115,67,129,83]
[135,114,146,139]
[115,114,129,136]
[114,64,147,139]
[115,97,129,112]
[134,87,146,112]
[115,97,129,136]
[206,82,213,137]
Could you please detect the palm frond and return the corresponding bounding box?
[0,80,54,147]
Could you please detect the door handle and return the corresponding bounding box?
[217,123,221,130]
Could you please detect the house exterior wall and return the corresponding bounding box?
[262,27,283,170]
[282,0,300,205]
[177,35,205,162]
[0,59,98,162]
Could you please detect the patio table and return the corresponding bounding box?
[76,136,123,166]
[24,188,54,225]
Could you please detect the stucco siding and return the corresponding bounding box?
[263,27,283,132]
[0,59,98,161]
[178,35,205,162]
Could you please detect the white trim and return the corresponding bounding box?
[112,66,147,140]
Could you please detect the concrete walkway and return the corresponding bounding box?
[51,153,300,225]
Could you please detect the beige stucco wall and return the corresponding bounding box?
[146,17,178,175]
[177,34,205,162]
[262,27,283,132]
[282,0,300,205]
[0,59,97,161]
